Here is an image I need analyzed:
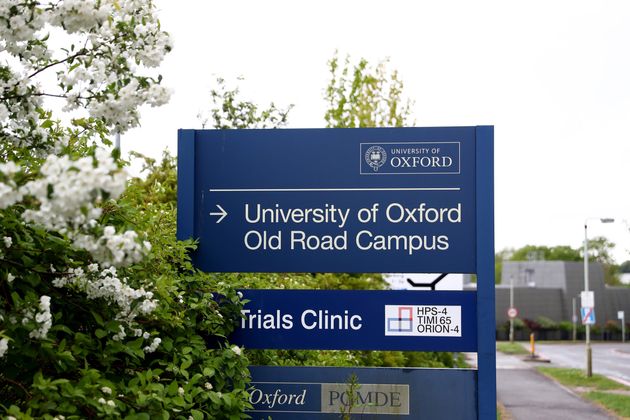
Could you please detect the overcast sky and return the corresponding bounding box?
[123,0,630,263]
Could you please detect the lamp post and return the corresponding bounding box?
[572,296,577,342]
[509,275,514,343]
[584,217,614,377]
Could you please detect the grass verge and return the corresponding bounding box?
[496,342,529,355]
[537,367,630,418]
[497,402,511,420]
[585,391,630,418]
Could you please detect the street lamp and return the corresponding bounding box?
[572,296,577,342]
[509,275,514,343]
[583,217,614,377]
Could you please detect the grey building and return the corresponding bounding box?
[493,261,630,327]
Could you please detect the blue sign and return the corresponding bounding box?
[581,307,596,325]
[247,365,477,419]
[177,126,496,419]
[177,127,476,273]
[231,289,477,352]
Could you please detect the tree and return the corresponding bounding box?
[509,245,581,262]
[198,77,293,129]
[497,237,620,285]
[324,52,413,128]
[1,2,249,418]
[619,261,630,273]
[583,236,616,265]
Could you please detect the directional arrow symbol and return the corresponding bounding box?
[209,204,228,224]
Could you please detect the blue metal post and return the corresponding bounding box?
[476,125,496,419]
[177,129,196,241]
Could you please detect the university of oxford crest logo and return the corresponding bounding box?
[365,146,387,172]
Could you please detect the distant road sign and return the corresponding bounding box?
[507,307,518,319]
[581,307,596,325]
[618,311,625,320]
[581,291,594,308]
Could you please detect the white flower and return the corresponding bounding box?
[106,400,115,407]
[204,382,213,390]
[143,337,161,353]
[28,295,52,339]
[7,273,15,283]
[0,338,9,358]
[17,152,137,267]
[98,397,106,404]
[112,325,126,341]
[178,387,185,396]
[231,345,242,356]
[0,103,9,122]
[101,386,112,395]
[53,265,157,329]
[3,236,12,248]
[0,162,20,177]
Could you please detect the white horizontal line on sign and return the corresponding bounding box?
[209,187,461,192]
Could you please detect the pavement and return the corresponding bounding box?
[467,347,618,420]
[497,366,616,420]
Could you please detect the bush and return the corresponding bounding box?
[523,318,541,332]
[536,316,558,330]
[605,320,621,333]
[1,151,252,418]
[512,318,526,330]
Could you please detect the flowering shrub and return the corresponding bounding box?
[0,1,250,418]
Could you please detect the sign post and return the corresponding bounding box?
[619,311,625,343]
[177,126,495,419]
[507,307,518,319]
[581,307,595,325]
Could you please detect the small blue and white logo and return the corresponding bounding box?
[360,142,460,175]
[385,305,462,337]
[365,146,387,172]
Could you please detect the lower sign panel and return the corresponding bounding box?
[248,366,477,419]
[231,290,477,352]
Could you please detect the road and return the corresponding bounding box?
[536,342,630,383]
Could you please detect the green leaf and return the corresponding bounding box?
[167,380,178,396]
[91,311,105,326]
[124,414,151,420]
